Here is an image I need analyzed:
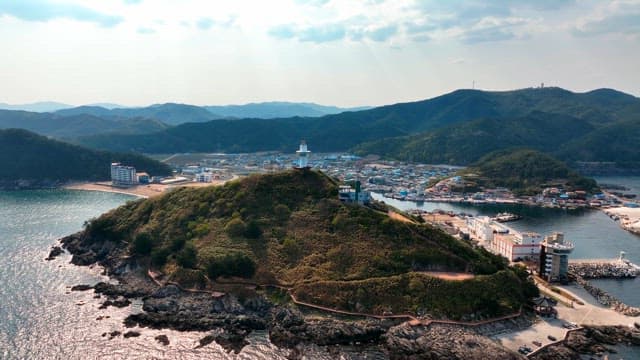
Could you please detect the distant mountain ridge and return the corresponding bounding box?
[0,110,169,138]
[74,87,640,168]
[0,101,73,113]
[204,101,370,118]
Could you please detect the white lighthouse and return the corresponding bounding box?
[296,140,311,168]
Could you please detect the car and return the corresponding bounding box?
[547,335,557,341]
[532,341,542,347]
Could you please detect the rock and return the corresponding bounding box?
[155,334,170,346]
[108,331,121,339]
[70,284,93,291]
[123,331,141,338]
[99,297,131,309]
[45,246,64,260]
[151,285,181,299]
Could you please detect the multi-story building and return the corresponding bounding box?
[466,216,542,261]
[111,163,137,186]
[539,232,574,283]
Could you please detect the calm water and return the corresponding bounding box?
[0,190,290,359]
[372,176,640,307]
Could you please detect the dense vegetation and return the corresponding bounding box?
[0,109,168,138]
[55,103,219,126]
[353,112,595,165]
[81,170,537,319]
[72,87,640,167]
[460,149,599,195]
[0,129,171,182]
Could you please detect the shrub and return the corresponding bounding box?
[225,218,246,238]
[132,232,153,255]
[244,220,262,239]
[176,243,198,269]
[150,247,171,267]
[206,252,256,279]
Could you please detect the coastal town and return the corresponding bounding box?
[62,142,640,357]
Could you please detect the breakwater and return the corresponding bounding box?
[573,275,640,316]
[568,260,639,279]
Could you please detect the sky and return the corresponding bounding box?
[0,0,639,107]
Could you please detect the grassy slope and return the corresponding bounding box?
[83,170,537,319]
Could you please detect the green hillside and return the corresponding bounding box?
[0,129,171,184]
[353,112,595,165]
[460,149,599,195]
[74,87,640,159]
[73,170,536,319]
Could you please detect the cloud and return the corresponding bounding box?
[197,17,214,30]
[269,23,346,43]
[123,0,142,4]
[367,24,398,42]
[573,13,640,37]
[299,23,346,42]
[268,24,297,39]
[295,0,330,6]
[461,26,516,44]
[137,27,155,34]
[0,0,123,27]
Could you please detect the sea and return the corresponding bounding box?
[1,178,639,359]
[0,190,290,359]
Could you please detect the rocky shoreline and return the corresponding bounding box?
[51,231,640,359]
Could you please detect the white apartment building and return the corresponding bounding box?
[111,163,137,186]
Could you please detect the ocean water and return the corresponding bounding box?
[372,176,640,307]
[0,190,290,359]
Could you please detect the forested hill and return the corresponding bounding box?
[70,169,537,319]
[0,129,171,185]
[460,149,599,196]
[74,87,640,159]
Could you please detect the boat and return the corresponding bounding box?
[491,212,521,222]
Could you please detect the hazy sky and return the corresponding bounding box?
[1,0,639,107]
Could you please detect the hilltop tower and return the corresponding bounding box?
[296,140,311,168]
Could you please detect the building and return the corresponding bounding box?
[493,230,542,262]
[338,182,370,204]
[295,141,311,168]
[195,172,213,183]
[466,216,542,261]
[111,163,137,186]
[539,232,574,283]
[136,172,150,184]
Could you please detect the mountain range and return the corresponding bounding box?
[2,87,639,170]
[71,87,640,168]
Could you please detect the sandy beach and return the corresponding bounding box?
[64,179,233,198]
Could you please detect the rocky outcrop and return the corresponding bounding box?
[269,307,390,348]
[45,246,64,260]
[383,323,522,360]
[530,326,640,360]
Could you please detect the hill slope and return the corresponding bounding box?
[56,103,220,126]
[0,109,169,138]
[75,87,640,158]
[0,129,171,187]
[69,170,536,319]
[460,149,599,195]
